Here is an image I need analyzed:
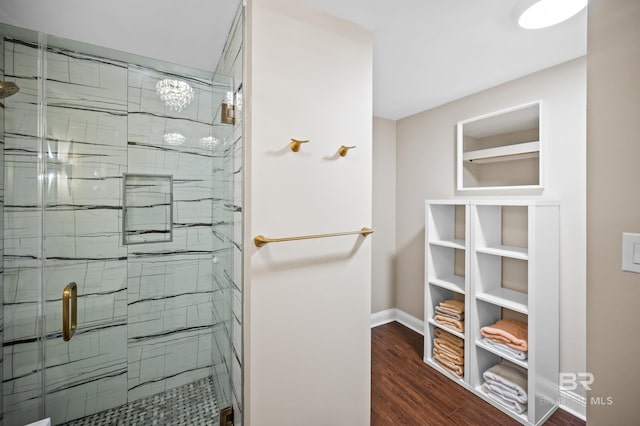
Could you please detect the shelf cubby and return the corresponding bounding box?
[475,251,528,314]
[427,203,466,244]
[425,322,466,382]
[427,245,465,294]
[474,301,529,369]
[427,285,465,337]
[457,101,543,191]
[473,355,530,424]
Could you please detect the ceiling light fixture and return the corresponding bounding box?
[516,0,588,29]
[156,79,194,112]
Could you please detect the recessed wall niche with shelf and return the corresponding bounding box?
[457,101,543,191]
[122,174,173,245]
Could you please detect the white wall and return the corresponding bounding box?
[587,0,640,423]
[372,117,396,313]
[245,0,372,424]
[395,58,587,415]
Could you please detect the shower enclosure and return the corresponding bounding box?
[0,17,242,426]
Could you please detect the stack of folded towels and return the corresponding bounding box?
[433,299,464,333]
[432,328,464,378]
[479,319,528,360]
[482,362,528,414]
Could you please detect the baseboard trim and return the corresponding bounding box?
[395,310,424,335]
[371,308,424,335]
[370,309,396,328]
[558,387,587,421]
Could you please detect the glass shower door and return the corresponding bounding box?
[41,37,130,424]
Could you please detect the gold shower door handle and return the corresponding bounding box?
[62,282,77,341]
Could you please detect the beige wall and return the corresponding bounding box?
[244,1,372,424]
[396,58,587,412]
[587,0,640,423]
[372,116,397,313]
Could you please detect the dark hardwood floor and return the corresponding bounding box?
[371,322,586,426]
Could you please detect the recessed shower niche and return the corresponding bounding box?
[123,174,173,245]
[0,11,244,425]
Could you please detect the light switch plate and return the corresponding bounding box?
[622,233,640,273]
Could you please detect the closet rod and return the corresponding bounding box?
[253,227,374,248]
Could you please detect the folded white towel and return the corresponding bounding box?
[482,382,528,414]
[482,337,527,360]
[482,362,528,403]
[483,379,527,403]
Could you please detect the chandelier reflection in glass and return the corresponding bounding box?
[199,136,220,150]
[155,79,194,112]
[164,132,185,146]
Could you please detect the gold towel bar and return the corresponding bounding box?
[254,227,374,248]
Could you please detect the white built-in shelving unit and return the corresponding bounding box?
[457,101,544,191]
[424,200,469,384]
[424,199,559,426]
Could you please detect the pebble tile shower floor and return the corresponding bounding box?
[62,377,219,425]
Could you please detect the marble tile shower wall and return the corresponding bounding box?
[43,43,129,425]
[2,38,231,425]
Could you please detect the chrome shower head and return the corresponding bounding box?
[0,81,19,99]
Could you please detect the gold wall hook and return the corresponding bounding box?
[338,145,356,157]
[290,138,310,152]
